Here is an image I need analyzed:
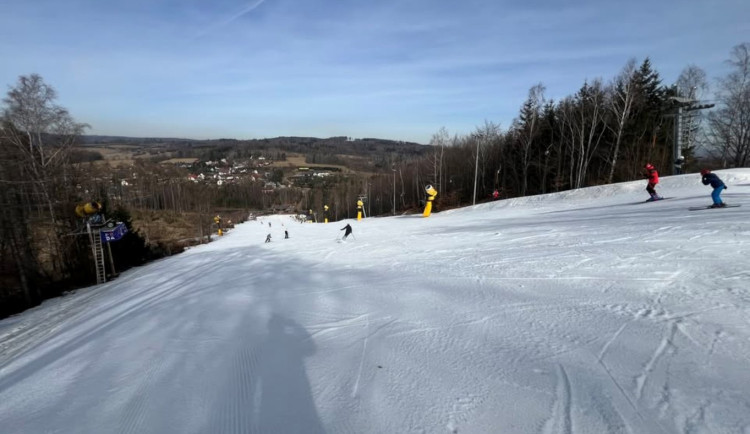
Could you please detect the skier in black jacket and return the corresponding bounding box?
[701,169,726,208]
[340,224,353,240]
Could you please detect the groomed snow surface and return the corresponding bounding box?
[2,169,750,434]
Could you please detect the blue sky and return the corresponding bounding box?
[1,0,748,144]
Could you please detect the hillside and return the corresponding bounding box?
[76,134,428,165]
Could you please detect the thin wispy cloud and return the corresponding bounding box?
[0,0,748,143]
[192,0,268,40]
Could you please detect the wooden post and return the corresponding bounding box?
[106,241,117,277]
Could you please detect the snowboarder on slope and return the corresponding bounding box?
[643,163,662,201]
[285,230,289,239]
[265,233,272,243]
[701,169,726,208]
[340,224,353,240]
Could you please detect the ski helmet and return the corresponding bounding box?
[645,163,654,170]
[700,169,710,176]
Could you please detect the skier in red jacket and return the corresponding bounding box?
[643,163,662,201]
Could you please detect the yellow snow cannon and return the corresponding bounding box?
[422,185,438,217]
[75,201,102,218]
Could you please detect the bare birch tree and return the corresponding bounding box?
[428,127,449,192]
[472,121,501,200]
[1,74,89,223]
[565,80,608,188]
[605,59,637,183]
[515,83,545,195]
[707,43,750,167]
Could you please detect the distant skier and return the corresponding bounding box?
[643,163,662,201]
[285,230,289,239]
[340,224,353,240]
[265,233,272,243]
[674,155,685,175]
[701,169,726,208]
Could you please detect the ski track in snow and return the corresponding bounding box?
[543,364,573,434]
[118,350,166,434]
[598,322,629,363]
[209,344,261,434]
[351,314,369,398]
[635,322,676,401]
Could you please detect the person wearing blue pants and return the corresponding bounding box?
[700,169,726,208]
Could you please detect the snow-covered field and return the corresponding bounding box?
[2,169,750,434]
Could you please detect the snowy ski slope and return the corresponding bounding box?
[1,169,749,433]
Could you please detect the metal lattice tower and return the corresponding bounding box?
[668,97,715,174]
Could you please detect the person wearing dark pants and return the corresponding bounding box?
[643,163,662,201]
[340,224,352,240]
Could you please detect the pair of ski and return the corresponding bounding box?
[641,197,669,203]
[642,197,741,211]
[688,204,741,211]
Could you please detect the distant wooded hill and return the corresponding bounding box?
[78,135,430,171]
[80,135,427,155]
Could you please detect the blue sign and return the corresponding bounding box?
[100,222,129,243]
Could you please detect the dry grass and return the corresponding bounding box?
[73,144,177,167]
[160,158,199,165]
[127,210,205,252]
[129,209,247,249]
[271,153,353,173]
[74,146,136,167]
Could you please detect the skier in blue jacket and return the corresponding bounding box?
[701,169,726,208]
